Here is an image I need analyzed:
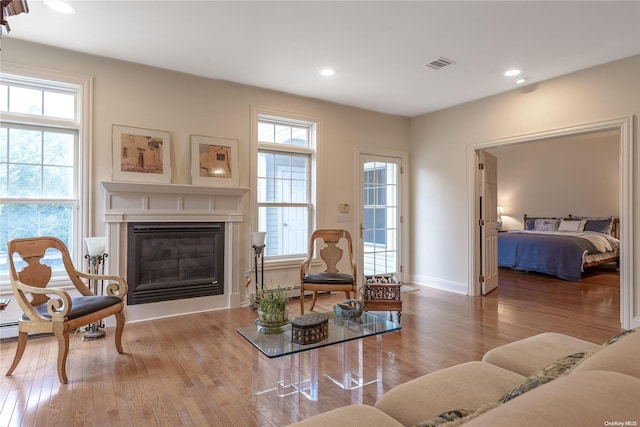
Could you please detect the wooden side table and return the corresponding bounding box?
[361,274,402,322]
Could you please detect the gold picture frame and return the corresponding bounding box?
[112,124,171,183]
[190,134,239,187]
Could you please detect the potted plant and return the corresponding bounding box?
[257,287,290,325]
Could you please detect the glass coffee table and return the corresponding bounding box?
[236,311,401,401]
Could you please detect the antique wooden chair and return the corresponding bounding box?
[300,229,357,314]
[5,236,128,384]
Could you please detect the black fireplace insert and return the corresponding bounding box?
[127,222,225,305]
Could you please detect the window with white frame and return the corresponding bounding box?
[0,74,84,281]
[256,114,316,259]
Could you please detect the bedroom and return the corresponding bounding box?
[485,129,621,312]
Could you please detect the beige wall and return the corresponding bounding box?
[488,131,620,231]
[2,38,638,329]
[1,39,410,325]
[409,54,639,328]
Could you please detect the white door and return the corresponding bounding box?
[479,151,499,294]
[359,155,402,278]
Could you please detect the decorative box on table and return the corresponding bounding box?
[291,313,329,344]
[362,274,402,321]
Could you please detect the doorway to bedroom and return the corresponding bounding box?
[486,130,620,289]
[469,117,633,329]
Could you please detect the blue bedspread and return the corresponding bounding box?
[498,232,599,281]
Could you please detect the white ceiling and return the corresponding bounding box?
[5,1,640,117]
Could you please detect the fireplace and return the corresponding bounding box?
[100,181,248,319]
[127,222,225,305]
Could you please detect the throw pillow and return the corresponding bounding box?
[534,218,560,231]
[583,217,614,235]
[412,403,500,427]
[413,409,475,427]
[603,327,636,347]
[558,219,585,232]
[499,352,586,403]
[525,217,536,230]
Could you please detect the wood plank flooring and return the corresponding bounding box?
[0,267,621,426]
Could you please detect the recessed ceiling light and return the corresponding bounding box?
[319,68,335,77]
[515,77,527,85]
[44,0,76,14]
[503,69,522,77]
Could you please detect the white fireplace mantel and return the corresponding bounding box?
[99,181,250,322]
[101,180,250,196]
[100,180,249,223]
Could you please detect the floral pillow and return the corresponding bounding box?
[534,218,560,231]
[499,352,586,403]
[413,409,475,427]
[413,404,499,427]
[603,327,636,346]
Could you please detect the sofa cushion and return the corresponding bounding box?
[499,352,586,403]
[463,371,640,427]
[481,332,599,376]
[571,326,640,379]
[374,361,524,427]
[286,404,403,427]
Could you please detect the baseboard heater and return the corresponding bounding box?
[0,321,19,342]
[291,290,331,300]
[253,285,328,300]
[0,321,83,342]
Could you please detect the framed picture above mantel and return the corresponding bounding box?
[190,134,239,187]
[112,124,171,183]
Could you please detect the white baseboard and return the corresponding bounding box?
[410,275,468,294]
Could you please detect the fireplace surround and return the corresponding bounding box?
[100,181,248,321]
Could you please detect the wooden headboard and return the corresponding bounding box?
[523,214,619,239]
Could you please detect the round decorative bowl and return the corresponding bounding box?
[333,299,363,319]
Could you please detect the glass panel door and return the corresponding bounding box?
[360,155,401,276]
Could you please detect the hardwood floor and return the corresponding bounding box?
[0,268,621,426]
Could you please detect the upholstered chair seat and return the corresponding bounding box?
[24,296,122,321]
[303,272,355,284]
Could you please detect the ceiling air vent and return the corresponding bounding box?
[424,57,455,70]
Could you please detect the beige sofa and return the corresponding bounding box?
[289,328,640,427]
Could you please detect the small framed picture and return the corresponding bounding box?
[112,125,171,183]
[190,135,239,187]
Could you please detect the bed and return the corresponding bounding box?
[497,214,619,281]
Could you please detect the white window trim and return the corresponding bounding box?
[250,105,322,268]
[0,63,93,291]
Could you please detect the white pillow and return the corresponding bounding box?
[558,219,585,232]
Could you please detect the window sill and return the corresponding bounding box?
[263,257,308,271]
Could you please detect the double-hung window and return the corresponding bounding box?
[256,114,316,259]
[0,73,85,282]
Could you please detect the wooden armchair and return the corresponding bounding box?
[5,237,128,384]
[300,229,357,314]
